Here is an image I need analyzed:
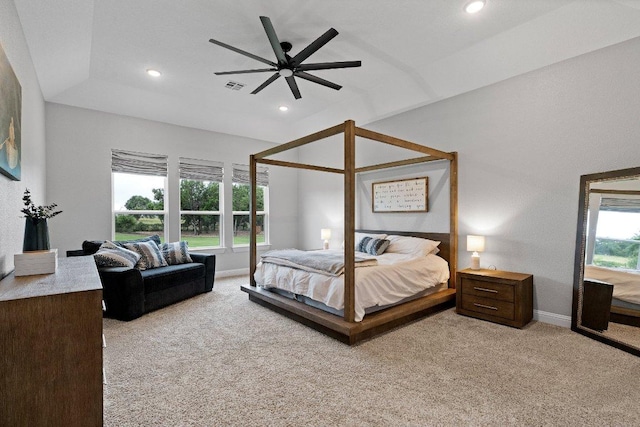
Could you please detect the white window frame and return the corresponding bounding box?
[111,149,169,242]
[231,163,269,248]
[179,179,224,249]
[111,174,168,242]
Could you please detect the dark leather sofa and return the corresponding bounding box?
[68,238,215,321]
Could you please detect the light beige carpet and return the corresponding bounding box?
[103,276,640,426]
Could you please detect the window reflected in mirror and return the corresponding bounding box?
[576,173,640,353]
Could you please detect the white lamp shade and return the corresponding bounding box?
[321,228,331,240]
[467,235,485,252]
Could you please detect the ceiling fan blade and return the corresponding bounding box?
[209,38,276,67]
[214,68,277,76]
[291,28,339,66]
[251,73,281,95]
[285,76,302,99]
[260,16,287,65]
[295,71,342,91]
[297,61,362,71]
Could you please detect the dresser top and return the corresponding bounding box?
[459,268,532,281]
[0,256,101,302]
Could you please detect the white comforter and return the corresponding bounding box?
[254,249,450,322]
[584,265,640,305]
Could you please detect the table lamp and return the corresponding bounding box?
[467,235,485,270]
[321,228,331,250]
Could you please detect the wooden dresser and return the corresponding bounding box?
[0,256,103,426]
[456,268,533,328]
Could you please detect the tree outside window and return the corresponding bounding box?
[113,172,166,242]
[180,179,221,248]
[232,183,265,246]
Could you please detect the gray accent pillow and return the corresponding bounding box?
[160,241,193,265]
[357,237,390,256]
[123,240,168,270]
[93,241,141,268]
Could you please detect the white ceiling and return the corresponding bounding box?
[13,0,640,143]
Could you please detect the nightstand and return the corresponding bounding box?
[456,268,533,328]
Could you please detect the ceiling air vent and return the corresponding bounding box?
[224,81,245,91]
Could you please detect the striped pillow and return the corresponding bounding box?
[93,241,141,268]
[123,240,168,270]
[160,241,193,265]
[356,237,390,256]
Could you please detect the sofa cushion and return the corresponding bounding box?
[123,240,168,270]
[141,263,205,294]
[82,235,162,255]
[93,241,141,268]
[160,241,193,265]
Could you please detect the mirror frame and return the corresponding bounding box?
[572,166,640,357]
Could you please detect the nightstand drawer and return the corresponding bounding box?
[461,278,514,302]
[461,295,515,320]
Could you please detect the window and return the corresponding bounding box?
[232,163,268,246]
[591,197,640,270]
[112,149,168,242]
[179,158,224,248]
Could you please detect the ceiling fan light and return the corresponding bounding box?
[278,68,294,78]
[464,0,486,14]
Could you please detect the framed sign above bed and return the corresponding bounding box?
[372,177,428,213]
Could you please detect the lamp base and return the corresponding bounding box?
[323,241,329,250]
[471,254,480,270]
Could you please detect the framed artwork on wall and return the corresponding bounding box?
[0,41,22,181]
[372,177,428,213]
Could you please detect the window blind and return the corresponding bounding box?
[600,197,640,213]
[232,163,269,187]
[179,157,224,182]
[111,149,168,176]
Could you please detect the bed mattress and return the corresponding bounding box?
[254,249,450,322]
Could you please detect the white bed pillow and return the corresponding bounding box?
[386,235,440,257]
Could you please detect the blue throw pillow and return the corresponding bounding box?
[356,237,390,256]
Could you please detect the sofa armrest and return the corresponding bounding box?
[98,267,145,321]
[190,253,216,292]
[66,249,88,257]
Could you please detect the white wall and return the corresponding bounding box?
[45,103,298,272]
[0,0,46,279]
[297,36,640,318]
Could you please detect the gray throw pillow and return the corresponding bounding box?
[93,241,141,268]
[123,240,168,270]
[160,241,193,265]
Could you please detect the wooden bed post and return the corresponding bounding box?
[449,152,458,287]
[344,120,356,322]
[250,155,257,286]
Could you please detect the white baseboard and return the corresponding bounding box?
[534,309,571,328]
[215,268,249,279]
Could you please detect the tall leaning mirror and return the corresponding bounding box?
[572,167,640,357]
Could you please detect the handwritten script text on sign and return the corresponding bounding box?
[373,177,428,212]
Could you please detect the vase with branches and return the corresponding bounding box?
[21,189,62,252]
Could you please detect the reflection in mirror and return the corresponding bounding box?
[572,167,640,357]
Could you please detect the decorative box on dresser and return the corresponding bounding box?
[0,256,103,426]
[456,268,533,328]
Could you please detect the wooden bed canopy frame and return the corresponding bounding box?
[241,119,458,344]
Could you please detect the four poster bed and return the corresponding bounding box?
[240,120,458,344]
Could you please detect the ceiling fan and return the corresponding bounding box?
[209,16,361,100]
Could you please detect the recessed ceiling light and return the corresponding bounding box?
[146,69,162,77]
[279,106,289,112]
[464,0,486,14]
